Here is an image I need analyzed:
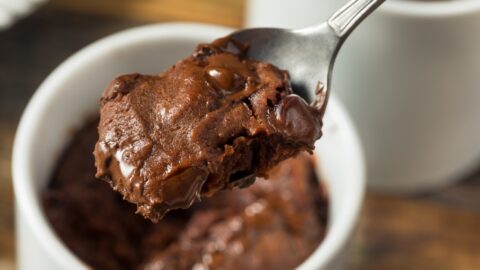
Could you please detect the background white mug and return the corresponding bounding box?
[247,0,480,192]
[13,23,365,270]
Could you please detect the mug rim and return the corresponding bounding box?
[12,22,365,270]
[383,0,480,18]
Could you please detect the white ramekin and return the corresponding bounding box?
[12,23,365,270]
[247,0,480,193]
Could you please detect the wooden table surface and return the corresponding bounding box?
[1,1,479,269]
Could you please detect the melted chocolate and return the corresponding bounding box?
[274,94,323,144]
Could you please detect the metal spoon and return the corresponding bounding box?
[231,0,386,115]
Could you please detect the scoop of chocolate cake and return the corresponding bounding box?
[94,37,323,221]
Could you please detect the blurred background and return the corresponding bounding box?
[1,0,479,269]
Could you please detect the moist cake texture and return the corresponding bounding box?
[94,37,324,221]
[44,119,328,270]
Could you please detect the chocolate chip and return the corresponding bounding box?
[275,95,322,144]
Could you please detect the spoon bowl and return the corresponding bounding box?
[231,0,385,113]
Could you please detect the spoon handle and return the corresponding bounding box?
[328,0,385,38]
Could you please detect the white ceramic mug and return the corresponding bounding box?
[247,0,480,192]
[13,23,365,270]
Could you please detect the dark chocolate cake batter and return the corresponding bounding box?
[94,37,324,221]
[43,119,328,270]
